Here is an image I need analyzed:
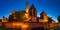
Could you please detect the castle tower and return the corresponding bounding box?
[2,16,8,22]
[24,2,31,21]
[40,11,48,22]
[26,2,29,13]
[25,2,29,19]
[29,4,37,22]
[29,4,37,17]
[2,16,5,22]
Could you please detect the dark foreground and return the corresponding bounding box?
[0,26,60,30]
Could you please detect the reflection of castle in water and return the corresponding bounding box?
[1,2,57,30]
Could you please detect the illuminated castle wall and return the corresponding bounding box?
[2,16,8,22]
[2,2,55,23]
[25,2,29,18]
[24,2,30,21]
[39,11,48,22]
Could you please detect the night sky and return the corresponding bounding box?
[0,0,60,22]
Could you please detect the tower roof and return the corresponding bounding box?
[30,4,35,9]
[29,4,36,10]
[40,11,47,15]
[26,2,28,8]
[26,2,29,13]
[2,16,5,18]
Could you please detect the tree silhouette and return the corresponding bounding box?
[58,16,60,23]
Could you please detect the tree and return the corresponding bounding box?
[58,16,60,23]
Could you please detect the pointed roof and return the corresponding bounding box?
[26,2,28,5]
[26,2,28,7]
[29,4,36,10]
[31,4,35,9]
[40,11,47,15]
[2,16,5,18]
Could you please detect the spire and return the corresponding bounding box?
[31,4,34,8]
[29,4,36,11]
[30,4,35,9]
[40,11,47,15]
[2,16,5,18]
[26,2,29,13]
[2,16,5,22]
[24,2,30,21]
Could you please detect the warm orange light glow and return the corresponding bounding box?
[2,20,8,22]
[12,22,29,28]
[21,24,28,28]
[25,13,29,18]
[12,22,17,27]
[5,23,12,28]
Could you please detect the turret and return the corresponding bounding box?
[2,16,8,22]
[25,2,29,18]
[40,11,48,22]
[26,2,29,13]
[24,2,30,21]
[2,16,5,22]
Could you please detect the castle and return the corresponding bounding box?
[2,2,55,23]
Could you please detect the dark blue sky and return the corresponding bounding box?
[0,0,60,22]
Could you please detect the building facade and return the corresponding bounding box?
[39,11,48,22]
